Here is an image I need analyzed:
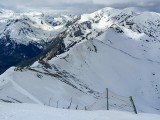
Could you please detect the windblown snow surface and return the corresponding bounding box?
[0,7,160,119]
[0,103,160,120]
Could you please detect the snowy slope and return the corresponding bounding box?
[0,7,160,115]
[0,103,160,120]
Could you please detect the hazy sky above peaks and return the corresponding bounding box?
[0,0,160,13]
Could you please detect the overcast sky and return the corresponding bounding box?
[0,0,160,13]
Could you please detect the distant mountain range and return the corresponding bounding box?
[0,9,73,74]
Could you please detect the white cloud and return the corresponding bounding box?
[0,0,159,6]
[0,0,160,12]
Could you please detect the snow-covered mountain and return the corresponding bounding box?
[0,9,73,74]
[0,9,74,44]
[0,7,160,114]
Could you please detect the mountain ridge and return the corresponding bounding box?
[0,7,160,114]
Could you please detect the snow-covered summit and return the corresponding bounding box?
[0,9,73,45]
[60,7,160,51]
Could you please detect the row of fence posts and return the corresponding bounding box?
[48,97,86,110]
[106,88,137,114]
[48,88,137,114]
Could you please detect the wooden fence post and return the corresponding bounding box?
[56,100,59,108]
[76,105,78,110]
[130,96,137,114]
[48,98,51,106]
[68,97,72,109]
[106,88,109,110]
